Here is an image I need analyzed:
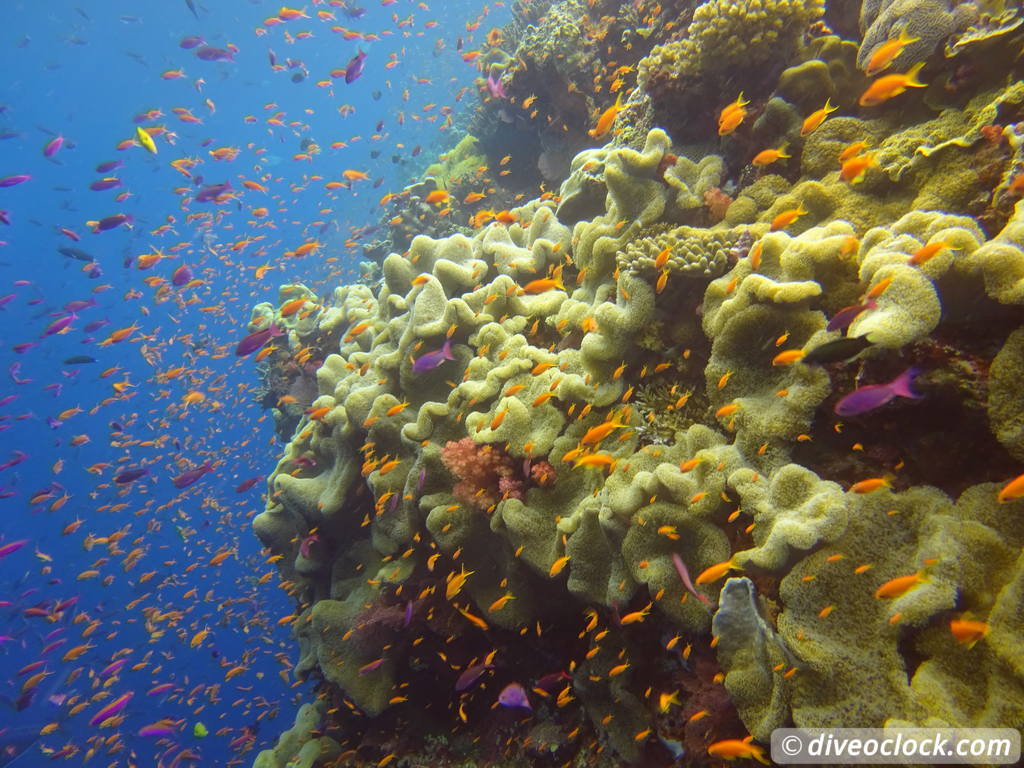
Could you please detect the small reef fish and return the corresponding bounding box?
[344,49,367,83]
[412,339,455,373]
[834,367,921,417]
[769,203,807,231]
[135,126,157,154]
[908,241,953,267]
[865,28,920,76]
[752,144,790,167]
[454,661,493,691]
[497,682,531,711]
[0,539,29,558]
[949,618,989,648]
[171,264,194,286]
[88,691,134,726]
[997,472,1024,503]
[589,92,624,140]
[827,299,877,332]
[859,62,927,106]
[874,570,928,599]
[800,98,837,136]
[801,335,875,365]
[113,467,149,485]
[840,151,878,184]
[717,93,749,136]
[235,323,283,356]
[706,736,770,764]
[195,45,234,62]
[172,463,213,489]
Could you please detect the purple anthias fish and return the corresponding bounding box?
[196,45,233,62]
[671,551,713,606]
[412,339,455,373]
[344,49,367,83]
[114,467,149,485]
[497,682,531,711]
[99,658,128,678]
[42,136,64,158]
[0,210,9,225]
[834,367,921,417]
[235,323,283,356]
[455,662,493,692]
[0,539,28,558]
[138,722,178,738]
[94,214,131,232]
[95,160,123,173]
[89,177,122,191]
[42,313,76,337]
[195,182,231,203]
[83,318,110,332]
[179,35,205,49]
[171,264,193,286]
[172,463,213,489]
[64,298,96,312]
[234,475,263,492]
[827,298,878,333]
[0,174,30,187]
[88,691,133,726]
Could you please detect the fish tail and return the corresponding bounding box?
[899,27,921,44]
[891,367,922,399]
[905,61,927,87]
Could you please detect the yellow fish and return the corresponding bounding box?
[135,126,157,154]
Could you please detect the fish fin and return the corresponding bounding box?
[905,61,927,86]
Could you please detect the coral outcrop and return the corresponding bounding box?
[247,3,1024,765]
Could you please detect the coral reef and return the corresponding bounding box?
[247,3,1024,766]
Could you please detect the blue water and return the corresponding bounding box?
[0,1,506,764]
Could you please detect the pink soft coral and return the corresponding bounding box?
[440,438,556,512]
[703,186,732,224]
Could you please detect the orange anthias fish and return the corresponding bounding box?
[718,92,749,136]
[949,618,989,649]
[997,471,1024,502]
[874,570,928,599]
[801,97,838,136]
[839,152,878,184]
[522,276,565,294]
[752,144,790,167]
[859,62,926,106]
[865,28,920,76]
[695,557,738,585]
[769,203,808,231]
[907,241,952,267]
[588,92,624,140]
[707,736,770,764]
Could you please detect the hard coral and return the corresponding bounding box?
[638,0,825,140]
[639,0,826,90]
